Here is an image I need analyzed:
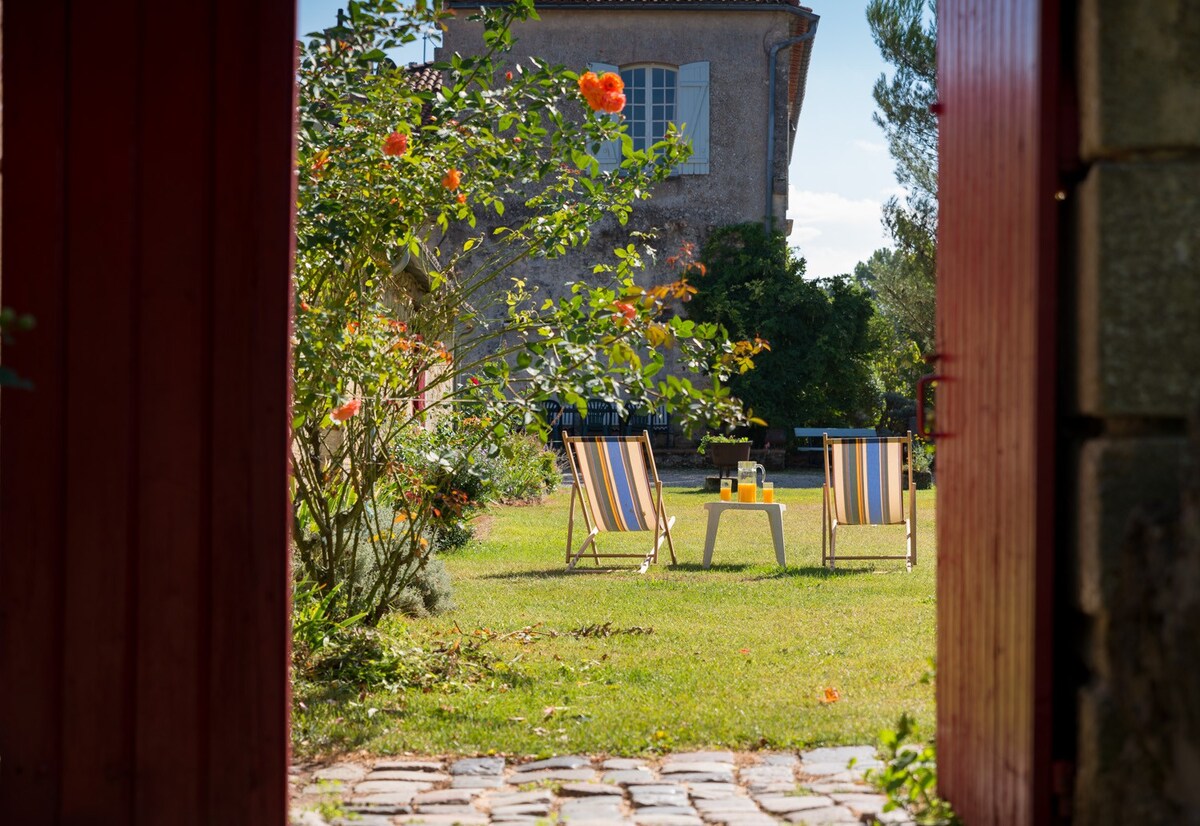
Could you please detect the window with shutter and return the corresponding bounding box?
[587,60,710,176]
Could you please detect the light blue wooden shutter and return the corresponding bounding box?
[588,61,621,172]
[673,61,710,175]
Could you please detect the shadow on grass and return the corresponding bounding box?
[480,566,648,580]
[668,562,872,578]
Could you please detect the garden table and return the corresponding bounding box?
[701,502,787,568]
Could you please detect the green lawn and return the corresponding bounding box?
[292,484,937,759]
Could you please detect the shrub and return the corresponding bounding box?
[292,0,767,626]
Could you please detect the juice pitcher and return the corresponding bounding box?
[736,460,765,502]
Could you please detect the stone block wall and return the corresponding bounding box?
[1071,0,1200,819]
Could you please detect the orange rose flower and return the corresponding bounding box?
[456,193,467,204]
[599,72,624,93]
[599,90,626,114]
[579,70,601,98]
[331,398,361,423]
[442,168,461,190]
[383,131,408,156]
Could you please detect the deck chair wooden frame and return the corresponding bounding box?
[563,431,677,573]
[822,432,917,570]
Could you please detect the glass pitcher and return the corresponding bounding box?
[736,460,765,502]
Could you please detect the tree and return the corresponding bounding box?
[293,0,764,622]
[863,0,937,365]
[688,224,885,429]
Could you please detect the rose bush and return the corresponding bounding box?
[293,0,764,623]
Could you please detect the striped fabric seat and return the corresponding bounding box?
[822,433,917,570]
[829,439,905,525]
[564,432,676,572]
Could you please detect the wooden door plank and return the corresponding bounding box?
[58,2,140,820]
[0,2,70,821]
[205,1,297,821]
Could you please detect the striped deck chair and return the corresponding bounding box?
[822,432,917,570]
[563,431,677,573]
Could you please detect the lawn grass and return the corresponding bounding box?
[292,483,937,759]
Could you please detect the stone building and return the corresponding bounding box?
[436,0,819,314]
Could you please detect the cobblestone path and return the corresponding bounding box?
[291,749,913,826]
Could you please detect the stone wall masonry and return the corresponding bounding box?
[1072,2,1200,818]
[1075,161,1200,418]
[1079,0,1200,157]
[1072,426,1200,824]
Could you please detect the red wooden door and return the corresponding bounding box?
[936,0,1070,822]
[0,2,297,823]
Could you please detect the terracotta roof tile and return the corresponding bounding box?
[404,62,443,93]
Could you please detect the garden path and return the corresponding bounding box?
[291,749,914,825]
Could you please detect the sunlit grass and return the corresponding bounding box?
[292,484,937,759]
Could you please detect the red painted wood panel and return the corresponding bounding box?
[0,3,70,820]
[0,2,297,823]
[60,1,139,820]
[936,0,1063,823]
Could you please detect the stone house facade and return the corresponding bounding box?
[436,0,818,349]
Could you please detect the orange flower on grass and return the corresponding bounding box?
[383,131,408,157]
[442,167,462,190]
[331,398,361,423]
[819,687,841,704]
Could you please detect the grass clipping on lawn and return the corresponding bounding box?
[292,484,937,759]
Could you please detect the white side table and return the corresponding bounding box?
[702,502,787,568]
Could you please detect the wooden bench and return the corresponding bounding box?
[793,427,877,456]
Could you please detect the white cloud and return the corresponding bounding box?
[854,139,887,154]
[791,226,823,244]
[786,187,892,279]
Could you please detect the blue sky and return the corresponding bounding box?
[297,0,898,279]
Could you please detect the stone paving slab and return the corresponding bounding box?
[797,747,881,777]
[375,759,447,772]
[397,814,491,826]
[779,806,859,825]
[514,755,592,772]
[754,796,837,815]
[603,758,649,770]
[311,764,368,783]
[485,790,556,808]
[352,780,432,796]
[660,772,735,784]
[491,802,553,817]
[414,789,482,806]
[366,769,452,783]
[604,769,658,785]
[633,816,704,826]
[685,784,739,800]
[669,752,735,764]
[451,757,507,776]
[511,768,599,783]
[561,783,625,797]
[289,748,912,826]
[452,776,509,789]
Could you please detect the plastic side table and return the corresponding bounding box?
[701,502,787,568]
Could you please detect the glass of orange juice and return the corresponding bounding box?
[737,480,756,502]
[761,481,775,503]
[719,478,732,501]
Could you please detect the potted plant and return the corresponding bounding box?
[906,442,934,490]
[697,433,752,475]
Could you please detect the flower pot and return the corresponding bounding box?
[708,441,751,476]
